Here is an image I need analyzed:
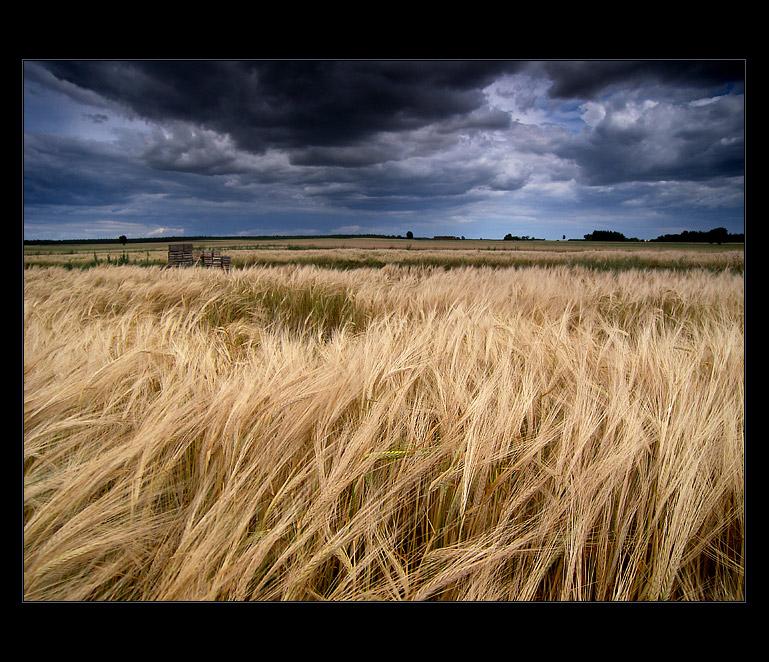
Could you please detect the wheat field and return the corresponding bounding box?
[23,260,744,601]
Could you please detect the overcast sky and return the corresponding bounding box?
[23,60,745,241]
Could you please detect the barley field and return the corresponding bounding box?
[23,255,744,601]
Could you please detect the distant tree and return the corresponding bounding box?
[504,233,513,241]
[584,230,628,242]
[562,234,566,241]
[707,227,729,245]
[406,231,413,239]
[651,227,742,243]
[119,235,127,245]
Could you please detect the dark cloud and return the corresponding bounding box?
[140,123,243,175]
[84,112,110,124]
[24,60,745,240]
[557,92,744,185]
[34,60,523,157]
[288,143,402,168]
[24,132,144,206]
[24,129,256,210]
[541,60,744,99]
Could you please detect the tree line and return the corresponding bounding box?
[581,227,743,244]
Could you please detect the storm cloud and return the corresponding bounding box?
[23,59,744,240]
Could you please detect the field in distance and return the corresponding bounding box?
[23,235,744,272]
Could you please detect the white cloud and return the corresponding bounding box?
[147,226,185,236]
[606,99,659,129]
[689,96,720,107]
[579,101,606,127]
[483,72,552,126]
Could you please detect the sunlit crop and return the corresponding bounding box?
[23,261,744,601]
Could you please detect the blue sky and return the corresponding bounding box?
[23,60,745,241]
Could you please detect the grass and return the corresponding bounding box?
[23,260,744,601]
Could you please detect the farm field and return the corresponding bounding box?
[23,244,744,601]
[23,237,744,273]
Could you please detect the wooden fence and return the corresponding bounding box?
[167,244,231,272]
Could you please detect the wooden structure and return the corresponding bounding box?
[200,249,221,267]
[167,244,231,272]
[167,243,194,267]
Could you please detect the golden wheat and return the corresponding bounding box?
[23,263,744,601]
